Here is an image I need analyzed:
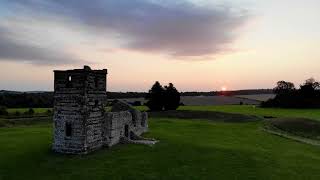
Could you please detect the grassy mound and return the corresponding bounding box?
[149,110,260,122]
[265,118,320,140]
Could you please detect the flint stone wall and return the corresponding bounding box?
[52,66,148,154]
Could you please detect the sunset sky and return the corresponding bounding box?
[0,0,320,92]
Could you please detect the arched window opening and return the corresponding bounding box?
[67,75,72,88]
[94,77,99,88]
[124,125,129,138]
[132,116,136,127]
[141,118,145,127]
[65,122,72,137]
[95,100,99,107]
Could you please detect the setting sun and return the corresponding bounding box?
[221,87,227,91]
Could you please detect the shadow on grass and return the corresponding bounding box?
[263,117,320,146]
[149,110,261,123]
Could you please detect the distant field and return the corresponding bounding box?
[235,94,276,102]
[114,95,261,106]
[181,96,260,105]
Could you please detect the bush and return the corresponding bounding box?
[132,101,142,106]
[0,119,6,127]
[25,108,35,115]
[14,111,21,116]
[46,109,52,115]
[0,106,8,116]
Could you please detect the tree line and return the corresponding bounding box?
[262,78,320,108]
[0,92,54,108]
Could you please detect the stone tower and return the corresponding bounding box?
[52,66,108,154]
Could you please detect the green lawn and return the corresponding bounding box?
[2,105,320,179]
[1,117,320,179]
[7,108,52,114]
[135,105,320,121]
[179,105,320,120]
[7,105,320,120]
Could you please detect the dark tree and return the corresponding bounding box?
[0,106,8,115]
[262,78,320,108]
[274,81,295,95]
[298,78,320,108]
[305,78,320,90]
[14,111,21,116]
[145,81,165,111]
[0,92,54,108]
[299,78,320,98]
[164,83,180,110]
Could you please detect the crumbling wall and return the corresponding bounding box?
[104,111,132,146]
[107,100,149,142]
[52,66,149,154]
[104,110,148,146]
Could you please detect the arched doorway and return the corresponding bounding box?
[124,125,129,138]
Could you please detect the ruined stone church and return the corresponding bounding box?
[52,66,149,154]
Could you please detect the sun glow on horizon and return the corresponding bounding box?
[221,86,227,91]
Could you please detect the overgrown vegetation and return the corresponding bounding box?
[262,78,320,108]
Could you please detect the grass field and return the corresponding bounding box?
[1,105,320,179]
[7,104,320,121]
[6,108,52,114]
[178,105,320,120]
[1,118,320,179]
[134,105,320,121]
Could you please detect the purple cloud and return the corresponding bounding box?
[1,0,250,64]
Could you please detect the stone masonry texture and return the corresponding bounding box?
[52,66,148,154]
